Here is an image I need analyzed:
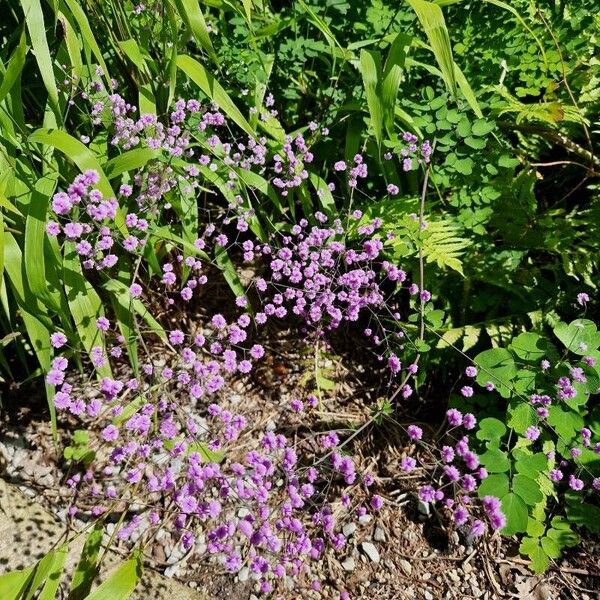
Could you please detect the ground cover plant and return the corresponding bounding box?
[0,0,599,598]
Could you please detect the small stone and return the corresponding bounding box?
[424,591,433,600]
[342,557,356,571]
[238,567,249,582]
[398,559,412,576]
[361,542,380,563]
[374,526,386,542]
[358,514,372,524]
[448,570,460,583]
[343,523,357,537]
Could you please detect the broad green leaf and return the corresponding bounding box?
[476,417,506,442]
[509,332,548,361]
[38,545,68,600]
[507,399,537,434]
[514,451,548,480]
[63,243,111,377]
[70,524,103,600]
[540,536,561,559]
[170,0,218,63]
[519,537,549,573]
[104,149,159,179]
[24,172,61,311]
[408,0,456,98]
[61,0,109,78]
[477,473,509,498]
[28,130,113,199]
[512,474,543,506]
[359,49,383,147]
[479,448,511,473]
[0,30,27,105]
[85,555,142,600]
[554,319,600,355]
[22,0,61,121]
[0,567,34,600]
[474,347,517,398]
[501,492,528,535]
[177,55,255,137]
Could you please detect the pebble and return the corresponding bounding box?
[448,569,460,583]
[341,557,356,571]
[398,559,412,576]
[342,523,357,537]
[361,542,380,563]
[373,526,386,542]
[358,514,372,524]
[424,591,433,600]
[238,567,249,582]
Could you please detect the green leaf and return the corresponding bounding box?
[177,55,255,137]
[476,417,507,442]
[514,452,548,479]
[21,0,61,121]
[170,0,218,63]
[63,243,111,378]
[477,473,509,498]
[507,399,536,434]
[85,555,142,600]
[407,0,457,98]
[38,546,68,600]
[501,492,528,535]
[471,119,495,136]
[509,332,548,361]
[526,518,545,538]
[187,441,225,463]
[0,567,34,600]
[104,149,159,179]
[61,0,110,78]
[512,474,543,506]
[474,347,517,398]
[24,172,61,311]
[479,448,511,473]
[103,279,167,343]
[0,30,27,105]
[359,49,383,147]
[69,524,103,600]
[554,319,600,355]
[214,246,247,303]
[540,536,561,559]
[519,537,549,573]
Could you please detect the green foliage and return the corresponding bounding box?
[472,318,599,571]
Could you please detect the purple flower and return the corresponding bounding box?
[419,485,436,502]
[446,409,463,427]
[407,425,422,440]
[470,519,485,537]
[370,494,384,510]
[400,457,416,472]
[525,426,540,441]
[50,332,67,348]
[461,385,474,398]
[568,475,584,491]
[465,366,477,377]
[129,283,142,297]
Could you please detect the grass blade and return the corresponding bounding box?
[408,0,457,98]
[177,55,255,137]
[21,0,61,121]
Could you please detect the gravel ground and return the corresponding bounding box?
[1,315,599,599]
